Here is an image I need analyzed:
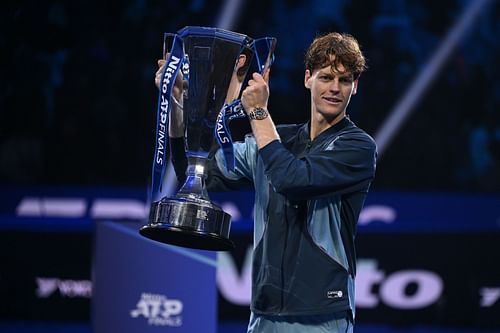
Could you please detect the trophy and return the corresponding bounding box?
[140,26,276,251]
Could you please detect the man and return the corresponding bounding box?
[156,32,377,333]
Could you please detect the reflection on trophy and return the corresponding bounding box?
[140,26,276,251]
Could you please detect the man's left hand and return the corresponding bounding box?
[241,71,270,113]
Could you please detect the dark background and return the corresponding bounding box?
[1,1,499,333]
[1,0,499,191]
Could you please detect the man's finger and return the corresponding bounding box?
[253,72,269,85]
[263,68,271,84]
[252,72,263,81]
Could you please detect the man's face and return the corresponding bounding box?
[304,59,358,123]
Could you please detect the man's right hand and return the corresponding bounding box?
[155,58,184,102]
[154,59,166,89]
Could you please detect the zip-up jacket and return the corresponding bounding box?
[171,117,377,318]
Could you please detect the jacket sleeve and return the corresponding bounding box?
[259,133,377,200]
[170,137,188,186]
[206,135,256,191]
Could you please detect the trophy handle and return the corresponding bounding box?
[253,37,277,75]
[163,33,176,59]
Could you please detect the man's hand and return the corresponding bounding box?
[155,58,184,102]
[241,71,270,113]
[240,70,279,149]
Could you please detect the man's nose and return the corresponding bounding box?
[328,78,340,92]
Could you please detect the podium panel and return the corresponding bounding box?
[92,221,217,333]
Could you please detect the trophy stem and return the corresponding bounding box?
[140,154,234,251]
[177,156,209,201]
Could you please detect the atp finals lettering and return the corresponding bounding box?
[216,102,244,144]
[130,292,183,327]
[216,110,230,144]
[156,55,181,165]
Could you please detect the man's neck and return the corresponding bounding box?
[310,111,346,140]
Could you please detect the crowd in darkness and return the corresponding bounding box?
[0,0,498,191]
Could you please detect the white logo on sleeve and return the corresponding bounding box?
[327,290,343,299]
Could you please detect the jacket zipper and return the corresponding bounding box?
[279,139,312,314]
[280,208,288,314]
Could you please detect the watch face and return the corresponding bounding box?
[251,107,268,120]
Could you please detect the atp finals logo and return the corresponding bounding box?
[130,292,183,327]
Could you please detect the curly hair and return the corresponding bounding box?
[305,32,367,79]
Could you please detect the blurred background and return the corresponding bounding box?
[0,0,499,332]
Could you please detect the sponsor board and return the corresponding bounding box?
[0,231,498,328]
[0,188,499,328]
[1,188,499,233]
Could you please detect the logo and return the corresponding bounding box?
[156,54,181,166]
[36,277,92,298]
[130,292,183,327]
[358,205,396,226]
[16,197,148,219]
[356,259,443,309]
[181,59,189,75]
[480,287,500,307]
[327,290,343,299]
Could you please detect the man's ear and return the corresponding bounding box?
[304,69,312,89]
[236,54,247,70]
[352,79,359,95]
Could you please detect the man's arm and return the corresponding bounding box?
[155,59,188,184]
[206,138,255,192]
[155,59,184,138]
[259,133,377,200]
[241,71,280,149]
[241,71,376,200]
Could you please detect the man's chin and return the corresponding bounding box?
[315,109,345,124]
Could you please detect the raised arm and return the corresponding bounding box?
[259,132,377,200]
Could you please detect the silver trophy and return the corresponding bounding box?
[140,26,276,251]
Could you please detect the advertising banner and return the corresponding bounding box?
[93,221,217,333]
[0,187,498,329]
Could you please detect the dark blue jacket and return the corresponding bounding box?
[172,117,377,318]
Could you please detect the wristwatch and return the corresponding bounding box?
[248,107,269,120]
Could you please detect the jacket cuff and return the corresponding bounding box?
[258,139,283,166]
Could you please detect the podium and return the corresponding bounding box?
[92,221,217,333]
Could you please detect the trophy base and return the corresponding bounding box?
[140,197,234,251]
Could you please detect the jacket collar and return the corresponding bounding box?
[300,116,350,143]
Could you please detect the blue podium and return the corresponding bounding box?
[92,221,217,333]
